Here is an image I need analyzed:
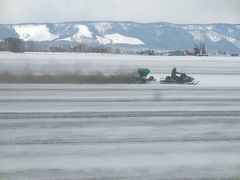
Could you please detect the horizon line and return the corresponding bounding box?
[1,20,240,26]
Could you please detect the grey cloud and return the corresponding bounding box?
[0,0,239,24]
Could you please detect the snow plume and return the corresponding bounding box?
[0,70,141,84]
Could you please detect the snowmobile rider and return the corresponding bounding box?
[171,67,185,80]
[171,67,180,80]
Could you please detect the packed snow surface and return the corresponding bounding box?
[13,25,58,41]
[0,53,240,179]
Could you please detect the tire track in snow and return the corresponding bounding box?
[1,110,240,119]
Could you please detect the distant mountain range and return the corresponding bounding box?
[0,21,240,53]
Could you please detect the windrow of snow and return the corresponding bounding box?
[13,25,58,41]
[62,25,93,42]
[97,33,144,45]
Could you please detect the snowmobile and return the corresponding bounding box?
[160,73,199,85]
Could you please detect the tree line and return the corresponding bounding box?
[0,38,121,54]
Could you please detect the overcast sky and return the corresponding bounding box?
[0,0,239,24]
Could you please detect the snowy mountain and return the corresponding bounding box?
[0,21,240,52]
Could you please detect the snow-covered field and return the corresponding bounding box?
[0,53,240,179]
[0,52,240,85]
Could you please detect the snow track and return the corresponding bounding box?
[0,54,240,179]
[1,84,240,179]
